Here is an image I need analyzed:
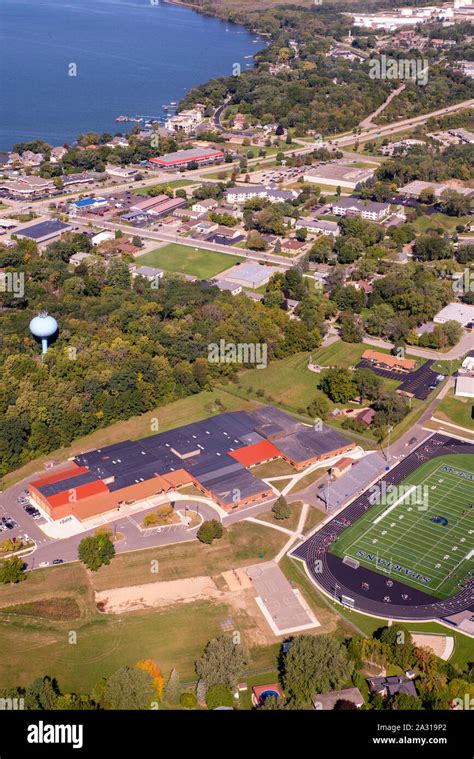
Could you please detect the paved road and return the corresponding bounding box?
[72,217,296,269]
[359,84,406,129]
[363,332,474,362]
[0,462,278,570]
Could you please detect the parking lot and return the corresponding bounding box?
[356,358,442,400]
[252,166,304,185]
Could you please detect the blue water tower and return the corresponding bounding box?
[29,311,58,354]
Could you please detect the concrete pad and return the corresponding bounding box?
[246,560,320,635]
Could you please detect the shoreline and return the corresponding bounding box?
[1,1,264,151]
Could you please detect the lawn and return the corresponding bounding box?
[90,521,288,592]
[330,454,474,599]
[436,391,474,431]
[133,179,194,194]
[0,519,290,692]
[413,213,472,234]
[136,244,243,278]
[221,343,399,417]
[257,501,303,532]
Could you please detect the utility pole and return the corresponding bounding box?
[386,425,393,463]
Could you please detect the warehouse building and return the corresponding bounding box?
[149,147,224,170]
[29,407,355,522]
[15,219,72,244]
[434,303,474,328]
[220,263,284,289]
[303,163,375,190]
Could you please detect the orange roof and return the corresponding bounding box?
[362,350,416,371]
[30,464,88,489]
[229,440,281,467]
[48,479,109,509]
[162,469,195,488]
[150,474,174,492]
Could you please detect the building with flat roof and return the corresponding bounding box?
[220,263,283,289]
[130,265,164,282]
[455,376,474,398]
[149,147,224,170]
[0,175,55,199]
[434,302,474,328]
[303,163,375,190]
[70,252,94,267]
[29,407,354,522]
[399,180,474,199]
[131,195,186,217]
[331,197,390,221]
[16,219,71,243]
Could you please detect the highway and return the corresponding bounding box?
[3,97,472,221]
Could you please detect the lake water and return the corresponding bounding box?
[0,0,262,149]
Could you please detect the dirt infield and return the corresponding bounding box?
[95,576,221,614]
[411,633,453,660]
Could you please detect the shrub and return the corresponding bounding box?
[205,684,234,710]
[197,520,224,545]
[272,496,291,520]
[179,692,197,709]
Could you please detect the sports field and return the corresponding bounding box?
[136,244,243,278]
[330,454,474,600]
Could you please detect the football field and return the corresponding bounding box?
[330,454,474,599]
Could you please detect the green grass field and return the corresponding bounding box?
[136,244,243,278]
[133,180,194,194]
[330,454,474,600]
[436,391,474,433]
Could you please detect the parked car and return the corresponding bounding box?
[38,561,49,568]
[52,559,64,565]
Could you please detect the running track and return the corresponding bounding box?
[291,434,474,621]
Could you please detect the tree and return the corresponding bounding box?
[135,659,164,701]
[24,677,59,710]
[196,519,223,545]
[439,189,471,217]
[355,368,383,402]
[0,556,26,584]
[320,368,356,403]
[164,668,181,705]
[78,533,115,571]
[283,635,352,707]
[309,235,332,263]
[414,234,451,261]
[102,666,155,710]
[272,496,291,520]
[295,227,307,242]
[195,636,248,689]
[205,684,234,709]
[390,693,423,710]
[307,395,330,421]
